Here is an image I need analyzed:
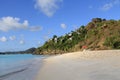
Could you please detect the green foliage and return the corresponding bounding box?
[92,18,102,23]
[113,41,120,49]
[35,18,120,55]
[96,22,103,27]
[104,36,120,49]
[37,26,87,53]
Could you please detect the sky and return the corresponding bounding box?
[0,0,120,52]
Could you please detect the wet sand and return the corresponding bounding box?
[0,58,43,80]
[36,50,120,80]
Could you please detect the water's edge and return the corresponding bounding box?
[0,54,46,80]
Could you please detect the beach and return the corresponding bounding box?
[36,50,120,80]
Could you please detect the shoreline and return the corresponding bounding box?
[0,55,46,80]
[35,50,120,80]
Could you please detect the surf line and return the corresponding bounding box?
[0,67,28,80]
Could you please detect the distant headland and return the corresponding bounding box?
[0,47,36,55]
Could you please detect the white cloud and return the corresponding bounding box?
[101,3,113,11]
[100,0,120,11]
[9,36,16,40]
[35,0,63,17]
[0,36,7,42]
[0,16,28,32]
[20,40,25,45]
[0,16,42,32]
[29,26,43,31]
[60,23,67,29]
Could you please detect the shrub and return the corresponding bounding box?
[104,36,120,49]
[113,41,120,49]
[92,18,102,23]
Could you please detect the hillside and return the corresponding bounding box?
[35,18,120,55]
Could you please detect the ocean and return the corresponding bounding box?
[0,54,45,80]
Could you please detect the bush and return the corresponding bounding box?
[92,18,102,23]
[104,36,120,49]
[113,41,120,49]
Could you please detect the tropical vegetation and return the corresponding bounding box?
[35,18,120,55]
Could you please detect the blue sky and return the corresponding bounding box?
[0,0,120,52]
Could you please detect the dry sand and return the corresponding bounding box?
[36,50,120,80]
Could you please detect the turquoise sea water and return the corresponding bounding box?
[0,54,38,63]
[0,54,44,80]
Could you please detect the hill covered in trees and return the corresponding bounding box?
[35,18,120,55]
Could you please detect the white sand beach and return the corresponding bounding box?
[36,50,120,80]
